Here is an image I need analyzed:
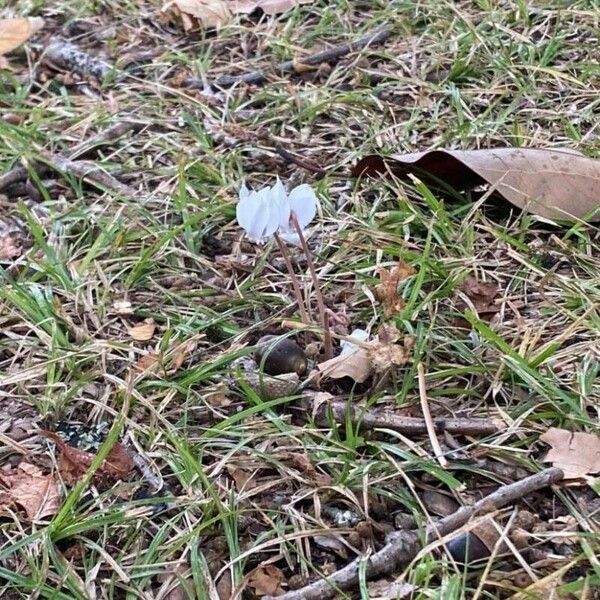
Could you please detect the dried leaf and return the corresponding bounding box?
[133,352,162,373]
[0,230,24,260]
[540,428,600,479]
[247,564,285,596]
[354,148,600,222]
[162,0,232,29]
[128,318,156,341]
[41,431,134,484]
[367,323,413,373]
[374,260,415,317]
[170,339,197,371]
[0,462,60,521]
[0,17,44,56]
[455,275,500,317]
[162,0,313,30]
[367,579,417,600]
[317,346,372,383]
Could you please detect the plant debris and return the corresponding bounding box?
[540,428,600,479]
[354,148,600,222]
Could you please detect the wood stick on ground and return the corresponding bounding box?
[417,362,448,467]
[188,26,392,89]
[39,153,138,198]
[275,144,326,178]
[43,37,114,80]
[315,400,502,437]
[266,467,564,600]
[0,121,140,192]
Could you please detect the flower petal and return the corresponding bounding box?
[270,178,291,230]
[239,182,251,202]
[288,184,317,229]
[237,191,271,243]
[278,231,301,246]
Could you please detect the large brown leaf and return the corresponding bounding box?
[353,148,600,222]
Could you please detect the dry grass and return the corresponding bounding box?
[1,0,599,598]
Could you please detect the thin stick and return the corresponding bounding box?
[187,26,392,89]
[291,214,333,361]
[267,467,564,600]
[275,144,326,178]
[274,232,311,326]
[314,400,501,437]
[417,363,448,467]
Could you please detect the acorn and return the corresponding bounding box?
[446,519,505,564]
[254,336,308,376]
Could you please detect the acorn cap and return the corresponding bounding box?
[254,336,308,376]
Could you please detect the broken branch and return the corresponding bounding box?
[188,26,392,89]
[315,400,502,437]
[268,467,564,600]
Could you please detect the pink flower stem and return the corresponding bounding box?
[290,213,333,361]
[274,232,311,326]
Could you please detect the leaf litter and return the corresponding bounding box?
[2,2,600,599]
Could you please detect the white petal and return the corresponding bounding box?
[237,192,270,243]
[340,328,369,355]
[270,178,291,230]
[239,182,251,201]
[278,231,301,246]
[288,184,317,229]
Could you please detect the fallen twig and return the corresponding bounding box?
[315,400,502,437]
[267,467,564,600]
[275,144,326,178]
[43,37,114,80]
[0,121,141,194]
[188,26,392,89]
[39,153,138,198]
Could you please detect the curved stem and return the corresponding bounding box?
[290,214,333,361]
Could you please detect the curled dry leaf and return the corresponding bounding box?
[41,431,134,484]
[353,148,600,222]
[0,17,45,56]
[0,230,24,260]
[0,462,60,521]
[539,427,600,479]
[133,352,162,373]
[247,564,286,596]
[455,275,500,318]
[375,259,415,317]
[317,345,372,383]
[367,324,413,373]
[162,0,231,30]
[317,324,413,382]
[162,0,313,30]
[128,318,156,341]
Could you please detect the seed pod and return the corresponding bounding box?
[254,336,308,376]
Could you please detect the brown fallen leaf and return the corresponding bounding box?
[0,17,45,56]
[367,323,413,373]
[0,230,24,260]
[41,431,134,484]
[374,259,415,317]
[247,564,286,596]
[455,275,500,319]
[317,345,372,383]
[162,0,313,30]
[353,147,600,222]
[133,352,162,373]
[539,427,600,479]
[128,318,156,341]
[0,462,61,521]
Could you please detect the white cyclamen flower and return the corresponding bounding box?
[236,179,317,245]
